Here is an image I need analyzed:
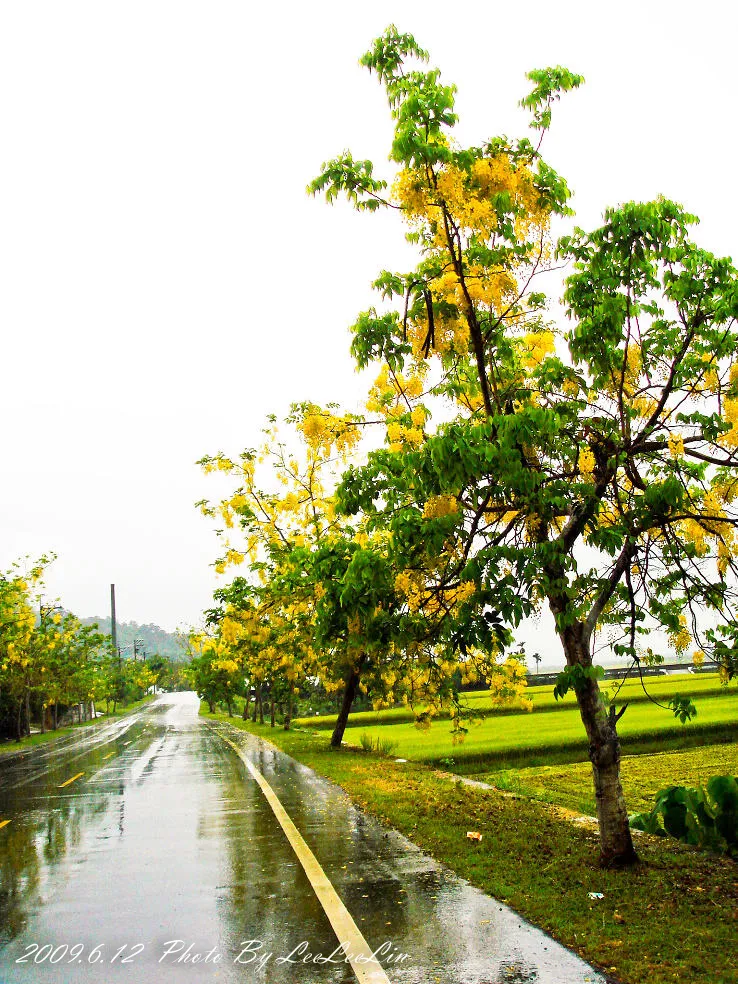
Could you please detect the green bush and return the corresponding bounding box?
[630,775,738,856]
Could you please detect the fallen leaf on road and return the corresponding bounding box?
[466,831,483,842]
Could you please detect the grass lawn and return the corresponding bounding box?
[315,690,738,771]
[202,706,738,984]
[478,741,738,816]
[295,672,734,730]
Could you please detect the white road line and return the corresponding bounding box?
[213,728,391,984]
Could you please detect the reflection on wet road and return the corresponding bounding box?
[0,694,606,983]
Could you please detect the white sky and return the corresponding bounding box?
[1,0,736,648]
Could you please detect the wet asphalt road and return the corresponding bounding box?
[0,693,606,983]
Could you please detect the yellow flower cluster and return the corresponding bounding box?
[668,433,684,459]
[668,615,691,654]
[717,539,731,578]
[395,153,547,240]
[394,570,424,612]
[631,395,658,418]
[716,362,738,444]
[579,448,596,477]
[448,581,476,607]
[679,518,709,557]
[429,264,518,320]
[281,492,301,513]
[297,406,361,456]
[623,344,641,395]
[365,366,429,439]
[213,657,239,675]
[386,422,424,453]
[701,365,719,393]
[521,331,555,369]
[422,495,459,520]
[220,616,243,645]
[405,310,470,358]
[487,656,532,711]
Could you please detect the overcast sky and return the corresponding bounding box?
[1,1,736,649]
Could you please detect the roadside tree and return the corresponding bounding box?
[310,27,738,865]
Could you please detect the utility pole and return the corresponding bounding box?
[111,584,122,714]
[110,584,118,655]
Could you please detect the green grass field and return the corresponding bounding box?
[295,671,734,730]
[311,682,737,770]
[479,741,738,816]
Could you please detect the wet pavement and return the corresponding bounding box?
[0,693,607,983]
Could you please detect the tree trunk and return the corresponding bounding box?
[560,620,637,867]
[242,694,250,721]
[330,668,361,748]
[252,684,260,722]
[270,699,275,728]
[24,686,31,736]
[258,690,264,725]
[54,702,58,730]
[226,697,233,717]
[283,695,292,731]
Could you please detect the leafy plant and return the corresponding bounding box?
[630,775,738,856]
[359,731,398,756]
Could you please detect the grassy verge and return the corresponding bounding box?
[202,707,738,984]
[480,742,738,816]
[0,695,155,757]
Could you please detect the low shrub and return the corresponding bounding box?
[359,731,398,756]
[630,775,738,856]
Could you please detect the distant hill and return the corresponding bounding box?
[79,617,187,662]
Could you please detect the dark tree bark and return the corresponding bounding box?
[558,619,637,867]
[330,667,362,748]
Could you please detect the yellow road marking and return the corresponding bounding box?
[0,820,11,829]
[215,730,390,984]
[58,772,85,788]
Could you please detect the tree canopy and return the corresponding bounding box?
[200,26,738,867]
